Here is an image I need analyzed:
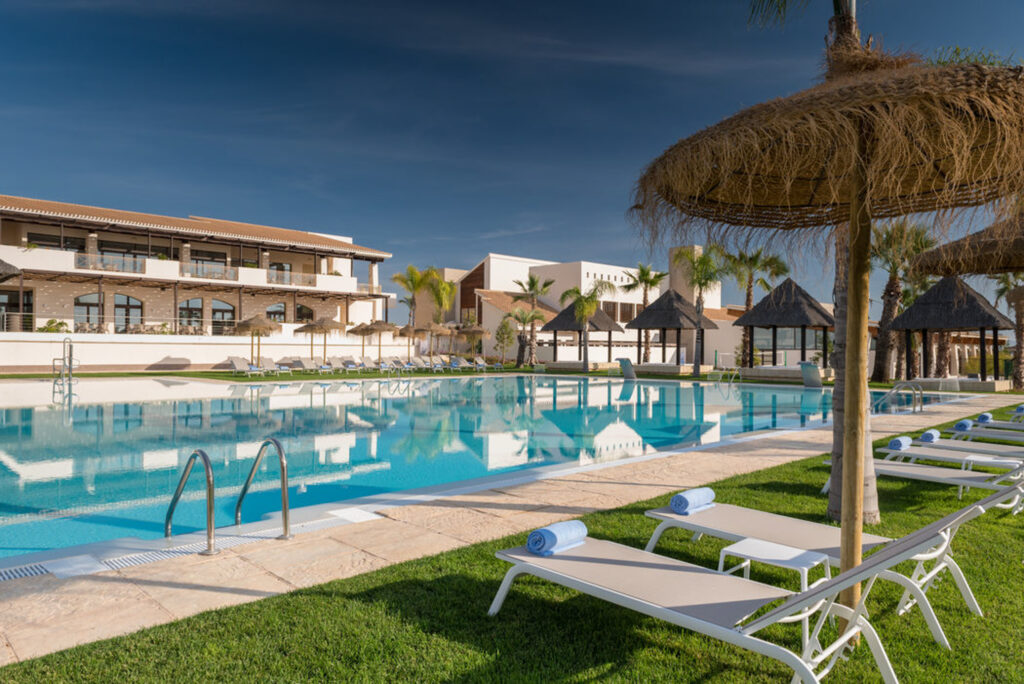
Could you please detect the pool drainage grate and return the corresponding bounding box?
[0,563,48,582]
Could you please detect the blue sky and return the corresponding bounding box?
[2,0,1023,319]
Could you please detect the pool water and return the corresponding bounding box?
[0,376,948,560]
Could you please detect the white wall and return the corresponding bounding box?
[482,254,555,291]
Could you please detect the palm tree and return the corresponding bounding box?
[398,295,415,324]
[559,281,615,370]
[869,220,936,382]
[722,249,789,367]
[621,263,667,362]
[428,279,456,324]
[503,308,546,368]
[673,247,729,377]
[390,265,438,327]
[511,274,555,366]
[992,272,1024,389]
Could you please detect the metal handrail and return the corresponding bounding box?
[873,381,924,414]
[234,437,291,539]
[165,449,219,555]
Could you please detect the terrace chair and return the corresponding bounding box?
[642,484,1024,650]
[490,505,988,683]
[872,459,1024,511]
[227,356,263,376]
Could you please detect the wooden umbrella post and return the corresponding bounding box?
[749,326,755,368]
[922,329,930,377]
[979,327,987,381]
[821,326,828,369]
[800,325,807,362]
[771,326,777,366]
[554,331,559,362]
[905,329,913,380]
[993,326,999,380]
[608,330,613,363]
[661,328,666,363]
[839,129,872,613]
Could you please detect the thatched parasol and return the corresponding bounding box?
[364,320,397,363]
[625,289,717,365]
[295,318,346,359]
[631,46,1024,607]
[348,322,373,357]
[425,321,451,355]
[733,279,835,368]
[890,276,1012,382]
[458,324,491,358]
[913,217,1024,277]
[234,315,281,363]
[397,324,426,361]
[0,259,21,284]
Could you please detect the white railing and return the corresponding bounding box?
[267,270,317,287]
[181,262,239,281]
[357,283,381,294]
[75,252,147,274]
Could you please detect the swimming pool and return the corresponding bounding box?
[0,376,952,561]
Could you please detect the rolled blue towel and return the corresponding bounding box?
[1016,405,1024,414]
[919,429,941,443]
[978,412,993,424]
[526,520,587,556]
[670,487,716,515]
[888,436,913,451]
[954,419,973,433]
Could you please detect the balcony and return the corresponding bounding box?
[180,262,239,281]
[267,270,317,287]
[75,253,147,274]
[357,283,381,294]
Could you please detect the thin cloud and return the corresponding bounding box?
[477,225,547,239]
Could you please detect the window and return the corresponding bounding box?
[113,294,143,333]
[210,299,235,335]
[266,302,286,322]
[27,232,87,252]
[296,303,314,322]
[0,289,33,332]
[74,293,104,325]
[601,301,617,319]
[618,302,635,323]
[178,298,203,329]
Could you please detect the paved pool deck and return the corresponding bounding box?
[0,392,1017,666]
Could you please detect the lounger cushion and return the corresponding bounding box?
[498,538,791,628]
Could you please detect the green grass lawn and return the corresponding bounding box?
[3,406,1023,682]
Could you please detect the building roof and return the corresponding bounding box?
[732,278,835,328]
[0,194,390,259]
[890,276,1013,331]
[0,258,20,284]
[475,289,560,322]
[625,289,718,330]
[541,303,624,332]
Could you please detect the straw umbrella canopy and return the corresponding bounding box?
[365,320,398,363]
[913,216,1024,277]
[295,318,346,360]
[459,324,491,358]
[625,289,716,365]
[733,278,835,368]
[348,322,373,358]
[234,315,281,363]
[425,321,451,356]
[890,276,1012,381]
[631,47,1024,603]
[0,258,21,284]
[542,306,623,363]
[397,324,427,361]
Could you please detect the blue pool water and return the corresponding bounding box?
[0,376,949,560]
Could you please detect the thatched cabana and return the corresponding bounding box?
[890,276,1012,381]
[542,305,623,363]
[625,289,717,365]
[733,278,835,368]
[913,217,1024,276]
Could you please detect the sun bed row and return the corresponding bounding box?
[226,355,504,376]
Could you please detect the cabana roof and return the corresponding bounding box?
[912,217,1024,276]
[732,278,834,329]
[624,289,718,331]
[890,276,1012,331]
[541,304,623,333]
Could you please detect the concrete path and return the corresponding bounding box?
[0,393,1015,666]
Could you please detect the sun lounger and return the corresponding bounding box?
[947,424,1024,444]
[643,486,1024,649]
[429,356,447,373]
[879,443,1024,472]
[474,356,502,371]
[408,357,429,371]
[264,357,292,375]
[450,357,474,372]
[295,358,331,374]
[490,505,988,683]
[227,356,263,376]
[914,436,1024,458]
[873,460,1024,510]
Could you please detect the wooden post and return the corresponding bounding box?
[922,329,930,377]
[238,287,243,322]
[636,328,641,363]
[839,129,873,613]
[771,326,777,366]
[608,330,613,363]
[675,328,681,366]
[821,326,828,369]
[661,328,666,363]
[97,276,104,328]
[292,291,298,323]
[748,327,755,368]
[553,331,558,362]
[800,325,807,362]
[905,329,912,380]
[173,282,178,334]
[980,328,988,381]
[993,327,1000,380]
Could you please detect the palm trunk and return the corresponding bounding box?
[741,277,754,367]
[870,273,901,382]
[514,332,527,367]
[582,329,590,370]
[692,294,703,377]
[1015,306,1024,390]
[894,333,905,380]
[527,295,539,366]
[935,333,950,377]
[642,287,651,363]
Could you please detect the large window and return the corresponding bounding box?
[0,289,33,332]
[114,294,143,333]
[266,302,286,322]
[618,302,636,323]
[179,298,203,329]
[74,293,104,325]
[210,299,235,336]
[296,303,314,322]
[601,301,617,320]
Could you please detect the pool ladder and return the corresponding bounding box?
[164,438,292,556]
[872,381,924,414]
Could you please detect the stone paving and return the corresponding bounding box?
[0,392,1016,666]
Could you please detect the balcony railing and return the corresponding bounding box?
[75,253,147,274]
[181,262,239,281]
[357,283,381,294]
[267,270,317,287]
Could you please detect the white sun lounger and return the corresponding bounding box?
[879,445,1024,473]
[490,505,986,683]
[873,460,1024,510]
[227,356,263,376]
[914,436,1024,458]
[947,425,1024,444]
[644,485,1024,649]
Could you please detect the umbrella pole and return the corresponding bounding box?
[257,335,261,364]
[840,133,872,613]
[323,333,327,361]
[378,333,382,363]
[250,334,255,364]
